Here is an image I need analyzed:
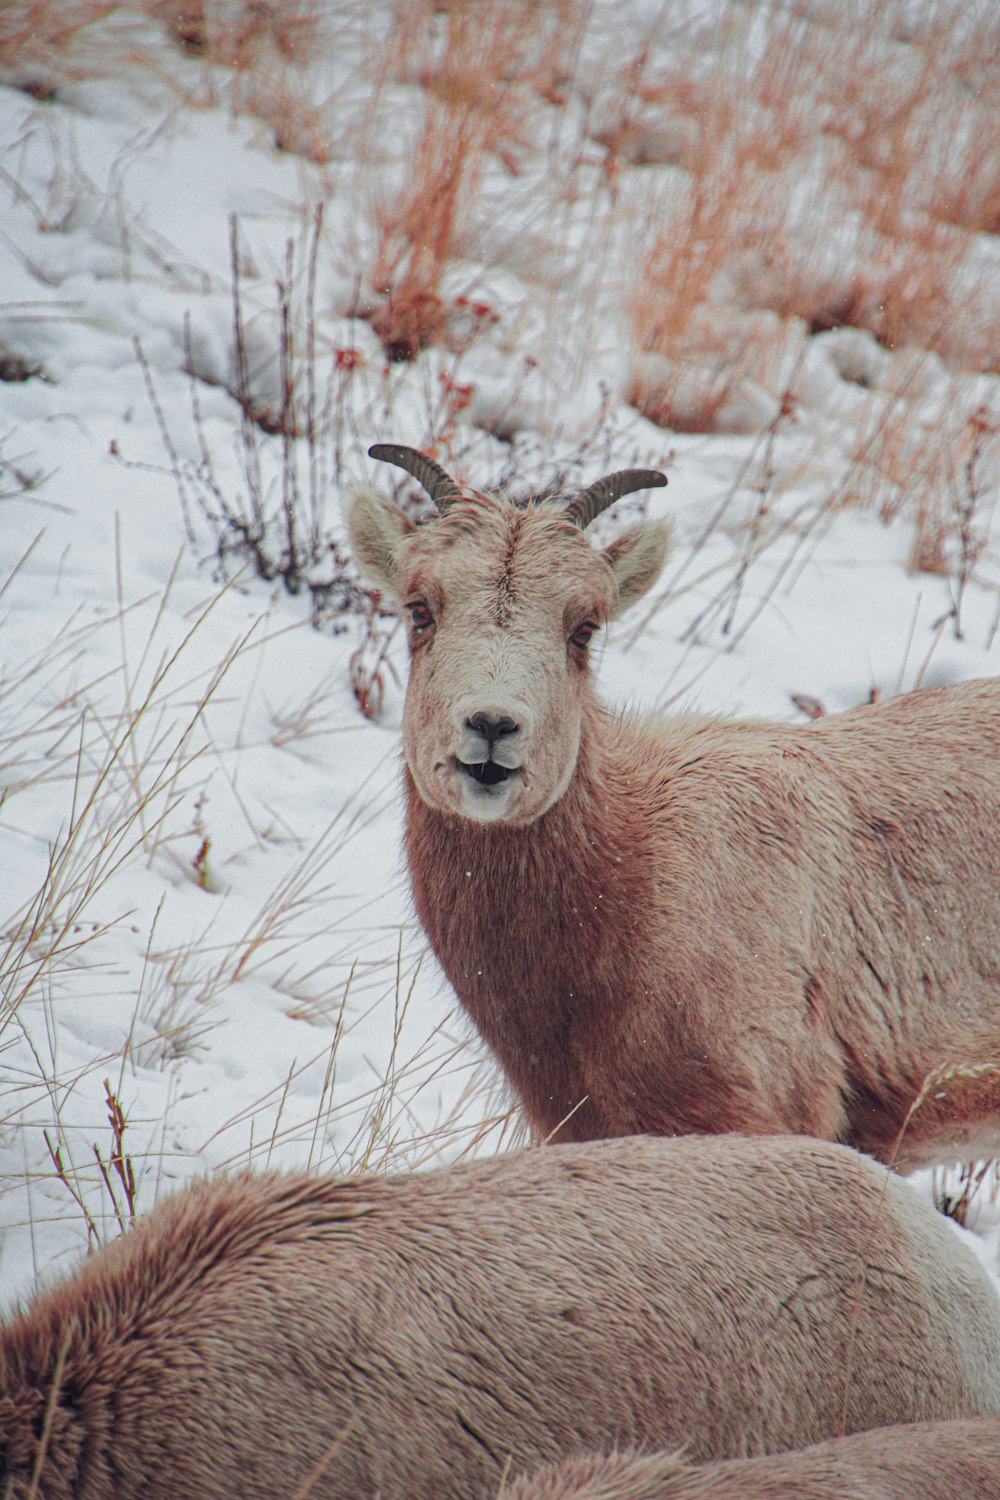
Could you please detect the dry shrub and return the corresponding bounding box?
[400,0,583,120]
[133,213,375,616]
[816,0,1000,235]
[824,233,967,354]
[620,1,1000,632]
[627,308,799,436]
[240,74,333,162]
[627,0,1000,440]
[148,0,320,70]
[0,0,116,74]
[626,139,802,433]
[623,5,817,433]
[144,0,339,160]
[932,111,1000,240]
[369,91,484,361]
[801,5,995,365]
[368,0,584,361]
[846,379,999,630]
[930,7,1000,236]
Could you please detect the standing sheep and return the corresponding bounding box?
[501,1417,1000,1499]
[3,1134,1000,1498]
[348,444,1000,1166]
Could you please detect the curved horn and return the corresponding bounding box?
[564,469,668,530]
[368,443,464,511]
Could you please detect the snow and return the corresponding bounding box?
[2,0,999,1329]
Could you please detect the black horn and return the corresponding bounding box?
[564,468,668,530]
[368,444,464,511]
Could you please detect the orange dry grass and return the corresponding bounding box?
[0,0,116,71]
[149,0,321,70]
[849,384,999,582]
[626,0,1000,433]
[144,0,333,158]
[370,95,483,360]
[624,3,816,431]
[239,71,335,162]
[369,0,584,360]
[803,4,991,365]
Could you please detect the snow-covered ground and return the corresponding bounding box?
[2,0,1000,1315]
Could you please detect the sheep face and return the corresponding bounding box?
[348,486,669,825]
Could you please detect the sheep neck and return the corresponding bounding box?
[404,707,635,1140]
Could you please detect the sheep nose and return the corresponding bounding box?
[467,711,518,748]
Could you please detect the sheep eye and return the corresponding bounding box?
[570,621,597,649]
[408,601,434,632]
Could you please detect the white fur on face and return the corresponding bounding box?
[347,488,668,826]
[398,505,598,825]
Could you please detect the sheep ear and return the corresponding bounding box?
[602,518,672,617]
[346,486,415,595]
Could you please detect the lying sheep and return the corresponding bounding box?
[502,1416,1000,1499]
[2,1134,1000,1498]
[349,445,1000,1167]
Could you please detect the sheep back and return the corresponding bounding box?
[502,1415,1000,1498]
[2,1133,999,1498]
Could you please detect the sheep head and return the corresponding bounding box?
[348,445,669,825]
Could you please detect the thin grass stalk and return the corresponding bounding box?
[305,200,324,555]
[278,235,299,586]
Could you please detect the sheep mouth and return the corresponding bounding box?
[460,760,511,787]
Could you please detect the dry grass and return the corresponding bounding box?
[124,210,378,621]
[366,0,585,360]
[0,578,240,1253]
[146,0,347,163]
[367,3,513,361]
[934,1159,999,1230]
[148,0,321,70]
[826,368,1000,639]
[625,0,1000,439]
[612,0,1000,641]
[0,633,222,1036]
[0,553,505,1278]
[0,0,117,76]
[0,0,348,165]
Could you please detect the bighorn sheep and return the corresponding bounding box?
[503,1417,1000,1499]
[348,444,1000,1167]
[4,1134,1000,1498]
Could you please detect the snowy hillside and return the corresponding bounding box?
[2,0,1000,1309]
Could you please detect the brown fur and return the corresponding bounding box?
[4,1134,1000,1498]
[503,1417,1000,1498]
[347,484,1000,1167]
